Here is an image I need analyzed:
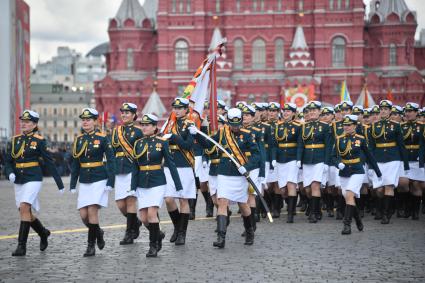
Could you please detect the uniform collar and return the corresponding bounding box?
[83,130,96,136]
[23,131,35,137]
[124,122,134,127]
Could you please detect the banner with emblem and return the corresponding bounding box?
[284,84,315,109]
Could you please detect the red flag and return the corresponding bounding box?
[364,85,369,108]
[279,89,286,107]
[387,88,394,101]
[209,60,218,133]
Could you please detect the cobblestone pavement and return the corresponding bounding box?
[1,178,425,282]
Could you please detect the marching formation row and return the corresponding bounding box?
[5,97,424,258]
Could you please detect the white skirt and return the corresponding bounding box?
[137,185,166,209]
[208,175,218,196]
[249,168,261,195]
[266,162,278,183]
[376,161,401,188]
[263,162,270,185]
[14,181,42,212]
[277,161,299,189]
[362,165,370,184]
[340,174,364,198]
[399,162,425,182]
[194,156,209,183]
[114,173,133,201]
[302,163,326,187]
[327,166,337,187]
[217,174,249,203]
[164,167,196,199]
[297,169,303,183]
[77,179,109,209]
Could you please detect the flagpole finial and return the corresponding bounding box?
[153,80,158,92]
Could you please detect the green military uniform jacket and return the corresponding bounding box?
[111,123,143,175]
[4,131,64,189]
[198,125,260,177]
[130,135,183,191]
[70,130,116,190]
[334,133,381,178]
[244,124,266,178]
[369,119,409,170]
[166,117,195,168]
[297,120,332,165]
[271,120,301,163]
[400,121,424,163]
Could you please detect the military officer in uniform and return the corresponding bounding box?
[297,101,332,223]
[271,103,301,223]
[191,108,259,248]
[162,97,196,246]
[70,108,116,256]
[397,103,424,220]
[111,102,143,245]
[334,115,381,235]
[368,100,409,224]
[5,110,64,256]
[130,114,183,257]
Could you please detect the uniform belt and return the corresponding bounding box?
[341,158,361,164]
[115,152,126,157]
[405,145,420,150]
[305,144,325,149]
[169,145,179,150]
[80,161,104,168]
[222,152,251,158]
[376,142,396,148]
[210,159,220,164]
[279,143,297,148]
[139,165,161,171]
[15,161,39,168]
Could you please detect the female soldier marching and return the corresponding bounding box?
[5,110,64,256]
[130,114,183,257]
[271,103,301,223]
[192,108,260,248]
[335,115,382,234]
[111,103,143,245]
[70,108,116,257]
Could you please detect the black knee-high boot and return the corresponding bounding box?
[30,218,51,251]
[213,215,227,248]
[254,196,261,222]
[341,205,353,235]
[94,223,105,250]
[352,205,364,231]
[242,215,254,245]
[336,195,345,220]
[287,196,296,223]
[327,194,335,217]
[120,213,136,245]
[202,191,214,218]
[381,196,392,224]
[168,209,180,242]
[12,221,30,256]
[175,213,189,245]
[422,194,425,214]
[412,195,421,220]
[308,197,318,223]
[358,194,366,218]
[84,223,96,257]
[374,197,383,219]
[146,223,159,257]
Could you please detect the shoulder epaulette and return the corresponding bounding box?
[363,124,370,129]
[417,121,425,125]
[355,134,365,139]
[251,126,261,131]
[240,128,251,133]
[319,121,329,125]
[12,134,22,139]
[292,121,301,126]
[34,134,45,140]
[261,122,270,126]
[400,121,407,125]
[156,136,167,141]
[95,132,106,137]
[389,120,400,125]
[336,134,345,140]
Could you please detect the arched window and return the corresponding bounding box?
[274,39,285,69]
[389,43,397,65]
[277,0,282,11]
[299,0,304,11]
[337,0,342,10]
[172,0,176,13]
[234,39,244,70]
[260,0,265,12]
[216,0,220,12]
[127,48,134,70]
[253,0,257,11]
[252,38,266,70]
[187,0,191,13]
[236,0,241,12]
[179,0,184,13]
[345,0,350,9]
[175,40,189,70]
[329,0,334,10]
[332,37,346,67]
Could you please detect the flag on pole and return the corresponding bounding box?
[340,80,351,102]
[356,84,376,108]
[386,88,394,101]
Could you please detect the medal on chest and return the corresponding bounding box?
[93,140,100,148]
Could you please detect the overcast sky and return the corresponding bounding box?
[26,0,425,67]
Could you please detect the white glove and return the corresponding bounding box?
[271,160,277,167]
[70,189,76,194]
[162,134,172,140]
[296,161,302,168]
[188,125,198,135]
[338,163,345,170]
[8,173,16,184]
[238,166,247,175]
[202,161,208,168]
[105,186,113,192]
[127,190,136,196]
[58,189,64,195]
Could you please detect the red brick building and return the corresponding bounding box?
[95,0,425,118]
